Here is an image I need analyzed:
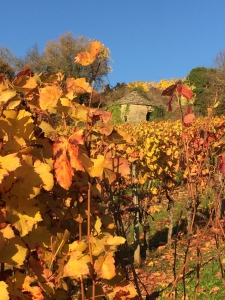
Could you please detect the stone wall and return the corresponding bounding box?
[120,104,153,124]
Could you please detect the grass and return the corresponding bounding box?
[122,187,225,299]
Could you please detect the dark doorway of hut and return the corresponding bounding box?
[146,111,151,121]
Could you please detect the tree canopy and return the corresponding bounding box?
[0,32,111,89]
[186,67,216,116]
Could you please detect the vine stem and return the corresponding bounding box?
[176,92,196,235]
[87,181,95,300]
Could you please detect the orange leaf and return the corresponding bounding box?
[68,128,84,145]
[53,138,73,190]
[13,75,37,92]
[75,51,93,66]
[67,143,84,172]
[66,77,92,95]
[90,41,103,59]
[75,41,103,66]
[39,84,62,111]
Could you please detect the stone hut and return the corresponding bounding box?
[116,91,153,124]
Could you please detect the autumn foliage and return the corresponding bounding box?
[0,41,137,300]
[1,40,225,300]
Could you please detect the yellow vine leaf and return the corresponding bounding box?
[13,75,38,92]
[1,224,14,239]
[0,153,21,172]
[0,153,21,184]
[90,236,105,256]
[69,240,87,252]
[39,84,62,111]
[1,109,35,141]
[0,89,17,104]
[34,160,54,191]
[94,253,116,280]
[81,154,106,177]
[94,217,102,235]
[105,235,126,246]
[63,251,90,280]
[0,281,9,300]
[6,196,42,237]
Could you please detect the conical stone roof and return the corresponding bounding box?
[117,91,152,106]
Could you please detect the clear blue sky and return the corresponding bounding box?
[1,0,225,87]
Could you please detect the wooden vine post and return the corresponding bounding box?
[132,162,141,265]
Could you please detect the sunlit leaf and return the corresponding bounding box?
[63,251,90,279]
[0,89,17,104]
[81,153,106,177]
[39,84,62,111]
[69,240,87,252]
[105,235,126,246]
[34,159,54,191]
[66,77,92,95]
[177,84,194,100]
[94,217,102,235]
[89,41,103,59]
[53,137,73,190]
[13,75,37,92]
[75,51,93,66]
[183,113,196,125]
[0,281,9,300]
[75,41,103,66]
[94,254,116,280]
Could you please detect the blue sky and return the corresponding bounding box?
[1,1,225,87]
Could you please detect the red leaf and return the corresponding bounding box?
[217,155,225,175]
[177,84,194,100]
[16,68,34,78]
[90,110,112,124]
[161,84,177,96]
[186,106,192,114]
[183,113,195,125]
[168,95,173,111]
